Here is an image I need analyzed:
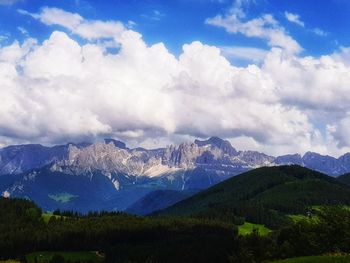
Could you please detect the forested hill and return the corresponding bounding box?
[337,173,350,186]
[156,165,350,227]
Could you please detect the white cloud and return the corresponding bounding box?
[18,8,83,30]
[0,30,317,155]
[284,12,304,27]
[1,7,350,157]
[312,27,327,37]
[127,20,137,29]
[18,7,126,42]
[206,6,302,54]
[283,11,327,37]
[17,26,28,36]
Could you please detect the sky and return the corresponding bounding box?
[0,0,350,156]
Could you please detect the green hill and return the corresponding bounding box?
[156,165,350,227]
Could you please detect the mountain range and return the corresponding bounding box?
[1,136,350,212]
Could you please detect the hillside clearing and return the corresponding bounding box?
[238,222,271,236]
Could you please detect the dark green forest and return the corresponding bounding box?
[2,198,350,262]
[2,166,350,262]
[0,198,236,262]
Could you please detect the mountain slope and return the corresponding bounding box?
[2,165,221,212]
[3,165,155,212]
[337,173,350,186]
[156,165,350,226]
[126,190,197,215]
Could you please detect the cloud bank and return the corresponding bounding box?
[0,6,350,156]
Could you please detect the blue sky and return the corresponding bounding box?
[0,0,349,58]
[1,0,350,156]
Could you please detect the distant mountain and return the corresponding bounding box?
[156,165,350,227]
[2,137,350,180]
[0,144,69,175]
[125,190,197,216]
[2,137,350,212]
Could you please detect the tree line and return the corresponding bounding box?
[2,198,350,262]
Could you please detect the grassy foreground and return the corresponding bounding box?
[238,222,271,236]
[272,255,350,263]
[26,251,103,263]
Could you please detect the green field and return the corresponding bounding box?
[26,251,103,263]
[48,192,78,203]
[272,255,350,263]
[238,222,271,236]
[0,260,20,263]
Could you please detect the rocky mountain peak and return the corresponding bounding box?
[302,151,323,159]
[104,139,127,149]
[194,137,237,155]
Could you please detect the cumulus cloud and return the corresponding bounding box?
[284,12,304,27]
[0,29,322,155]
[1,7,350,157]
